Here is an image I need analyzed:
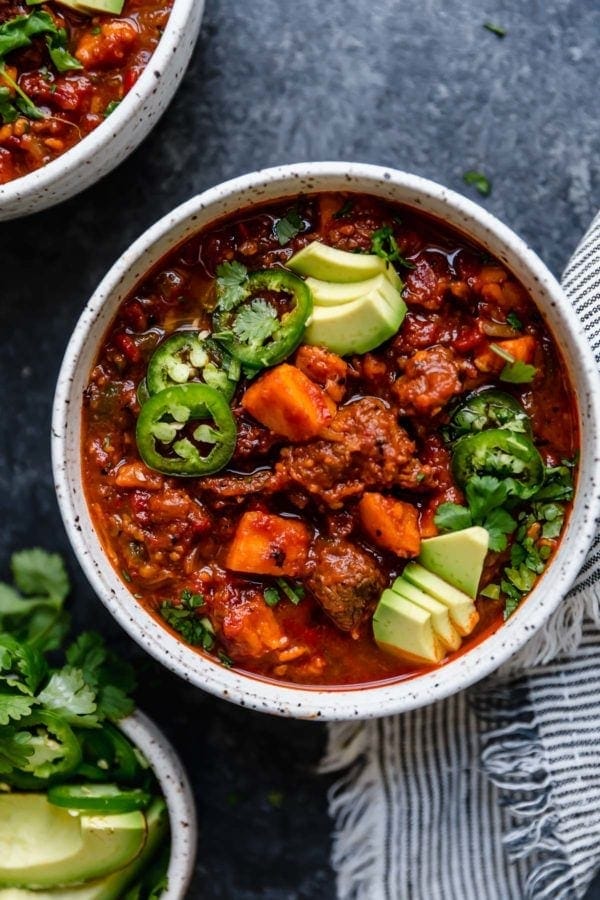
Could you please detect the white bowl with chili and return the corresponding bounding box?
[52,162,600,720]
[0,0,204,220]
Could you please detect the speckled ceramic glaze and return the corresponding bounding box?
[52,163,600,720]
[118,710,196,898]
[0,0,204,221]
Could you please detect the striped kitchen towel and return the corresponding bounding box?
[322,209,600,900]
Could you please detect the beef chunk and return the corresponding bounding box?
[274,397,425,509]
[307,537,385,634]
[393,345,463,416]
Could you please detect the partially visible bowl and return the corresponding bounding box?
[52,162,600,720]
[0,0,204,221]
[120,710,197,899]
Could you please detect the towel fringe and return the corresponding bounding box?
[499,585,600,674]
[474,684,576,900]
[320,722,381,900]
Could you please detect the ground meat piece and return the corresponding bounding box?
[306,537,385,634]
[274,397,425,509]
[294,345,348,402]
[403,255,452,311]
[231,414,283,462]
[392,345,463,416]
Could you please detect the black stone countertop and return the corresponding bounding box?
[1,1,599,897]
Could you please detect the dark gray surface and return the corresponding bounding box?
[1,0,599,897]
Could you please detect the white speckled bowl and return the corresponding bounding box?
[119,710,197,899]
[52,163,600,720]
[0,0,204,221]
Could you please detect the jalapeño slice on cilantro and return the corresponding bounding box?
[447,389,532,442]
[9,710,81,786]
[136,383,236,477]
[212,266,312,369]
[146,331,240,401]
[452,429,544,500]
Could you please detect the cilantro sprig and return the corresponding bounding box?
[159,588,234,666]
[0,549,138,783]
[490,343,537,383]
[274,207,304,246]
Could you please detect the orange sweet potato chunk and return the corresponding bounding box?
[225,511,311,577]
[474,335,536,373]
[358,493,421,558]
[242,364,335,441]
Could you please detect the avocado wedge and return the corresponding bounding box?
[289,241,401,288]
[303,282,406,355]
[391,577,462,651]
[0,794,146,890]
[402,562,479,636]
[0,799,168,900]
[373,589,446,664]
[53,0,126,13]
[418,526,489,598]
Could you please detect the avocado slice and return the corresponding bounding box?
[306,273,386,306]
[402,562,479,636]
[373,589,446,664]
[303,283,406,355]
[289,241,401,287]
[391,577,462,651]
[0,794,146,890]
[418,526,489,598]
[0,799,168,900]
[53,0,126,13]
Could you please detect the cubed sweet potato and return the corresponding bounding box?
[242,364,335,441]
[225,511,311,576]
[358,493,421,558]
[474,335,536,374]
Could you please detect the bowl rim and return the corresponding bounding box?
[52,161,600,720]
[119,709,197,899]
[0,0,200,206]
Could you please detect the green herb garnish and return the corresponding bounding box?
[231,298,278,346]
[506,312,523,331]
[463,170,492,197]
[371,225,414,268]
[104,99,121,117]
[332,199,355,219]
[490,343,536,383]
[483,22,507,38]
[215,260,248,311]
[275,578,305,606]
[263,587,280,608]
[274,207,303,245]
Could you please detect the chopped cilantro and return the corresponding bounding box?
[263,587,280,608]
[490,343,537,383]
[332,199,355,219]
[275,207,303,245]
[506,312,523,331]
[483,22,507,38]
[218,650,234,668]
[275,578,305,605]
[104,99,121,117]
[463,170,492,197]
[480,583,501,600]
[371,225,414,269]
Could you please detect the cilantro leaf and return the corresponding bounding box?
[371,225,414,269]
[275,578,305,605]
[232,299,278,348]
[215,261,248,311]
[465,475,508,520]
[96,683,135,720]
[506,312,523,331]
[463,170,491,197]
[500,360,537,384]
[0,634,46,694]
[0,726,33,774]
[434,502,472,532]
[274,207,303,245]
[0,693,35,725]
[503,594,520,620]
[37,666,98,727]
[482,507,517,552]
[46,31,82,73]
[264,587,280,607]
[11,549,69,602]
[65,631,136,721]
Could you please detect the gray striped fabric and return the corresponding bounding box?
[323,210,600,900]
